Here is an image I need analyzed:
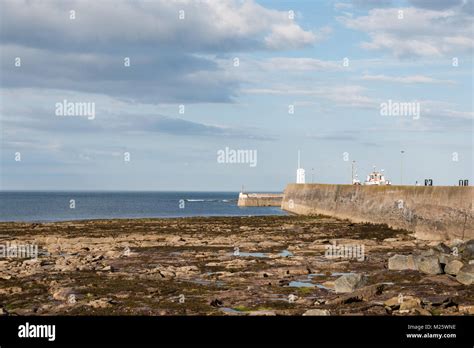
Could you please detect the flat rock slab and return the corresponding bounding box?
[334,274,367,293]
[388,255,417,271]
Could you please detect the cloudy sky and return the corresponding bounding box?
[0,0,472,191]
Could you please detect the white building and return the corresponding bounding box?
[296,150,305,184]
[297,168,305,184]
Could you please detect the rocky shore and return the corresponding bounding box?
[0,215,472,316]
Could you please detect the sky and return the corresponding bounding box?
[0,0,472,191]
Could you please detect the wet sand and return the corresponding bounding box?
[0,215,472,316]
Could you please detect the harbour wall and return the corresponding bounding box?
[237,193,283,207]
[281,184,473,241]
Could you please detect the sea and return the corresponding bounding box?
[0,191,286,222]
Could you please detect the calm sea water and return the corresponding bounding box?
[0,191,286,222]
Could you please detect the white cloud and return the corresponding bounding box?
[334,3,354,10]
[1,0,320,53]
[361,74,456,84]
[265,25,330,50]
[242,85,375,108]
[259,57,342,71]
[339,7,474,57]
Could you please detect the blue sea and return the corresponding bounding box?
[0,191,286,222]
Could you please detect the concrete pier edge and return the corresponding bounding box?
[281,184,473,241]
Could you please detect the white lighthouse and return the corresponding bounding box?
[296,150,305,184]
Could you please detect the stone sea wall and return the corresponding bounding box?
[281,184,473,241]
[237,193,283,207]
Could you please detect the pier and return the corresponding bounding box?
[237,192,283,207]
[281,184,473,241]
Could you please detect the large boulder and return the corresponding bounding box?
[334,273,367,293]
[388,255,417,271]
[433,243,452,254]
[415,256,443,275]
[456,264,474,285]
[460,240,474,261]
[444,260,464,276]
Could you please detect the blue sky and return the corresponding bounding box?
[0,0,472,191]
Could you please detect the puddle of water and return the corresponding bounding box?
[230,252,268,258]
[286,279,333,291]
[229,250,293,258]
[279,250,293,257]
[287,281,315,288]
[307,273,325,277]
[220,307,245,315]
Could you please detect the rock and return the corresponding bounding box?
[328,284,385,305]
[422,295,450,306]
[210,299,223,307]
[399,296,422,310]
[447,239,465,248]
[22,259,40,266]
[51,287,74,301]
[103,250,121,259]
[158,270,176,278]
[0,286,22,295]
[456,264,474,285]
[321,281,335,290]
[437,253,458,265]
[175,265,199,276]
[413,308,431,316]
[434,243,452,254]
[167,236,186,243]
[444,260,464,275]
[420,249,437,257]
[303,309,330,316]
[388,255,417,271]
[385,295,421,310]
[88,298,113,309]
[122,246,131,257]
[248,310,276,316]
[458,305,474,315]
[384,297,401,308]
[334,273,367,293]
[460,240,474,261]
[415,256,443,275]
[422,274,461,287]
